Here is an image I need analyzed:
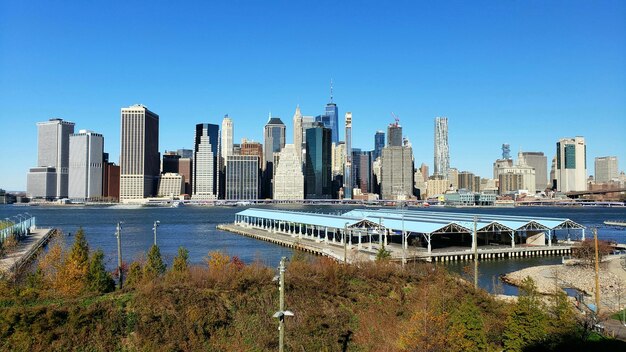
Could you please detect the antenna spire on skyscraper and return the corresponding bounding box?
[330,78,334,103]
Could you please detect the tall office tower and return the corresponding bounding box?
[595,156,619,183]
[119,105,160,201]
[387,121,403,147]
[434,117,450,177]
[493,158,514,179]
[373,130,385,160]
[27,118,75,200]
[221,115,234,164]
[176,149,193,159]
[103,162,120,201]
[352,149,373,193]
[305,123,332,199]
[315,82,339,143]
[380,146,414,200]
[225,155,260,200]
[498,173,524,195]
[447,167,459,191]
[263,115,285,198]
[502,143,511,160]
[240,139,264,161]
[344,112,353,199]
[293,106,303,160]
[372,157,382,195]
[163,151,192,195]
[162,151,181,173]
[420,163,429,182]
[520,151,548,191]
[473,176,481,193]
[68,130,104,201]
[193,123,220,200]
[178,157,192,196]
[414,169,426,199]
[273,144,304,200]
[555,137,587,192]
[331,142,346,177]
[457,171,474,192]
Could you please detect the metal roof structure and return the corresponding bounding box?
[236,208,585,236]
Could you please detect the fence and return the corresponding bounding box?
[1,214,36,244]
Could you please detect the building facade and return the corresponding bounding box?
[193,123,220,200]
[273,144,304,200]
[520,151,548,191]
[373,130,385,160]
[344,112,353,199]
[293,106,303,162]
[119,105,160,201]
[263,116,285,198]
[68,130,104,201]
[305,123,332,199]
[352,149,373,194]
[221,115,234,164]
[595,156,618,183]
[380,146,414,200]
[157,173,185,197]
[555,136,587,192]
[387,122,402,147]
[434,116,450,177]
[225,155,260,200]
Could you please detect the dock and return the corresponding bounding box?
[0,227,56,278]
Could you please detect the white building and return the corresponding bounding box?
[594,156,618,183]
[68,130,104,201]
[221,116,233,164]
[157,173,184,197]
[331,142,346,177]
[555,137,587,192]
[426,178,449,198]
[380,146,414,200]
[434,117,450,177]
[226,155,259,200]
[293,106,303,162]
[193,123,220,200]
[273,144,304,200]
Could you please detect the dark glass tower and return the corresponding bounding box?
[305,122,332,199]
[373,131,385,160]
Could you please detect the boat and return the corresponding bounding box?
[604,220,626,227]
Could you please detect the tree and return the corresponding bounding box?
[57,228,90,296]
[449,298,488,352]
[502,277,548,351]
[125,262,143,287]
[144,244,166,279]
[86,249,115,294]
[572,239,612,266]
[172,246,189,273]
[375,245,391,261]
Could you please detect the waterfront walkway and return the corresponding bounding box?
[0,228,55,278]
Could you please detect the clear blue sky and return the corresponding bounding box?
[1,1,625,191]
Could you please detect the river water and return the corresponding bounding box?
[2,204,624,295]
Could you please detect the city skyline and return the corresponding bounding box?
[1,1,625,190]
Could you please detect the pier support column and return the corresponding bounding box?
[510,231,515,248]
[358,230,362,249]
[315,226,320,242]
[384,229,388,247]
[324,227,328,244]
[581,228,585,241]
[348,229,352,247]
[425,233,432,254]
[548,230,552,247]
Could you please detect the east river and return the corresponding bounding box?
[2,204,625,295]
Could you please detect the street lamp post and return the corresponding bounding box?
[473,215,478,289]
[344,222,349,264]
[273,257,293,352]
[153,220,160,246]
[115,222,124,289]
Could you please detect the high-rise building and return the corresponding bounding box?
[176,149,193,159]
[344,112,353,199]
[387,121,403,147]
[263,115,285,198]
[426,178,449,198]
[193,123,220,200]
[434,117,450,177]
[595,156,619,183]
[493,158,514,179]
[414,169,426,199]
[221,115,234,164]
[447,167,459,191]
[119,105,160,201]
[225,155,259,200]
[102,162,120,201]
[27,118,75,200]
[555,137,587,192]
[498,173,524,195]
[68,130,104,201]
[373,130,385,160]
[293,106,303,160]
[273,144,304,200]
[520,151,548,191]
[305,123,332,199]
[162,151,192,195]
[240,139,263,161]
[380,146,414,200]
[162,151,181,173]
[157,173,184,197]
[316,82,339,144]
[331,142,346,177]
[457,171,476,192]
[502,143,511,160]
[420,163,429,182]
[495,153,537,194]
[352,149,373,194]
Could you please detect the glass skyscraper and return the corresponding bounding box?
[373,130,385,160]
[305,122,332,199]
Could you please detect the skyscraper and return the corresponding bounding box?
[520,151,548,191]
[594,156,618,183]
[119,105,160,201]
[263,115,286,198]
[293,106,303,160]
[387,121,403,147]
[434,117,450,177]
[555,137,587,192]
[193,123,220,200]
[221,115,233,164]
[305,123,332,199]
[68,130,104,201]
[225,155,259,200]
[373,130,385,160]
[273,144,304,200]
[344,112,353,199]
[352,149,373,193]
[27,118,75,200]
[381,146,414,200]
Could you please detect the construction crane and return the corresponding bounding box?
[391,112,400,126]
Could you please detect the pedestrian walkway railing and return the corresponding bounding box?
[1,214,36,244]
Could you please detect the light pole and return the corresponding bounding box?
[153,220,160,246]
[115,222,124,289]
[473,215,478,289]
[344,222,349,264]
[273,257,293,352]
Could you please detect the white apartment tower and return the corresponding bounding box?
[555,136,587,192]
[293,105,303,162]
[595,156,618,183]
[68,130,104,201]
[221,115,233,164]
[119,105,160,201]
[434,117,450,177]
[274,144,305,200]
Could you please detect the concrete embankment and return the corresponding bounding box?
[0,228,56,278]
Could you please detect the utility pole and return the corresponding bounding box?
[594,228,600,316]
[273,257,293,352]
[116,222,123,289]
[473,215,478,289]
[344,223,348,264]
[153,220,160,246]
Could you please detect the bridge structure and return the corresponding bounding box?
[565,187,626,198]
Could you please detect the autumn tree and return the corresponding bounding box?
[125,262,143,287]
[57,228,90,296]
[502,277,548,351]
[86,249,115,294]
[144,244,166,279]
[572,239,613,266]
[172,246,189,273]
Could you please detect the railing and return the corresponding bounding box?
[1,214,36,244]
